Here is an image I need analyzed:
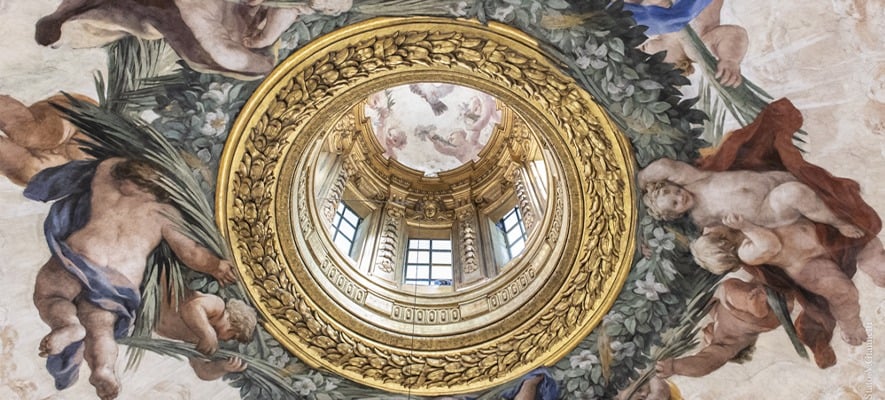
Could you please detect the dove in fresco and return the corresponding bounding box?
[409,83,456,116]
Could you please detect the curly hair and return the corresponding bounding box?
[110,159,170,203]
[642,181,687,221]
[225,299,258,343]
[690,228,744,275]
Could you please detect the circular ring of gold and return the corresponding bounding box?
[217,16,637,395]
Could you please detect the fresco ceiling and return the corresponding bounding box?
[364,83,501,175]
[0,1,883,400]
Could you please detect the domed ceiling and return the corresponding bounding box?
[364,83,501,175]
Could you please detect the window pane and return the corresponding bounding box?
[415,265,430,279]
[334,236,353,254]
[434,240,452,250]
[329,203,361,259]
[507,227,524,244]
[434,251,452,265]
[405,265,418,279]
[415,240,430,249]
[503,214,518,230]
[432,266,453,280]
[338,222,355,238]
[343,209,360,225]
[416,251,430,264]
[510,239,525,256]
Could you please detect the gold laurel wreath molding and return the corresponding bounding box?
[217,17,637,395]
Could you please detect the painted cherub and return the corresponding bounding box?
[156,291,257,380]
[624,0,748,87]
[655,278,784,378]
[0,93,93,186]
[637,157,864,238]
[28,158,237,399]
[35,0,352,78]
[691,214,885,345]
[617,375,675,400]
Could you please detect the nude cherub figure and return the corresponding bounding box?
[655,278,784,378]
[691,214,885,345]
[429,128,483,163]
[0,94,92,186]
[35,0,351,78]
[32,158,237,399]
[637,157,864,238]
[625,0,748,87]
[617,375,674,400]
[156,291,257,380]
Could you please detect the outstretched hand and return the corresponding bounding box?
[213,260,238,286]
[715,60,743,87]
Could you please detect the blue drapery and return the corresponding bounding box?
[622,0,713,35]
[25,161,141,390]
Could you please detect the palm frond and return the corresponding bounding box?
[118,337,303,398]
[682,27,808,149]
[697,74,728,146]
[765,287,809,359]
[622,271,722,400]
[60,97,228,258]
[352,0,469,16]
[102,37,182,113]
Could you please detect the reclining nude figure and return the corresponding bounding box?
[29,158,237,399]
[691,214,885,346]
[637,157,864,238]
[156,291,257,380]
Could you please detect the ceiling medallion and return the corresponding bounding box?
[217,17,637,395]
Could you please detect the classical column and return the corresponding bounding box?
[372,202,405,282]
[321,159,356,223]
[511,167,537,231]
[456,205,484,285]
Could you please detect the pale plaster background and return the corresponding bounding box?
[0,1,882,399]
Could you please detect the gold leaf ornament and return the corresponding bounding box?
[217,17,636,395]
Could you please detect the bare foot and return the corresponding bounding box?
[514,375,543,400]
[812,344,836,369]
[35,16,64,46]
[837,224,864,239]
[39,324,86,357]
[89,367,120,400]
[840,323,868,346]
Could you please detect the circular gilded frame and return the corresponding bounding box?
[217,17,637,395]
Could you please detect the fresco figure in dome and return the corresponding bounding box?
[641,98,884,369]
[623,0,748,87]
[34,0,353,78]
[638,158,864,237]
[0,93,94,186]
[155,290,257,381]
[691,214,885,347]
[26,157,237,400]
[655,278,786,378]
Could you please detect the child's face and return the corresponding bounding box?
[215,311,238,341]
[654,183,694,216]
